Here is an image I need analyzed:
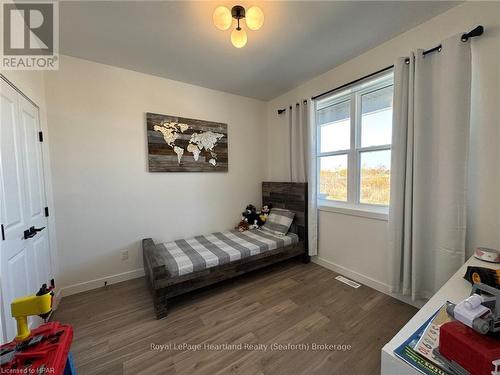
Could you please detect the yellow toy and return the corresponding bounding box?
[10,284,53,341]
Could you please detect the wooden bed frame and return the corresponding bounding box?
[142,182,309,319]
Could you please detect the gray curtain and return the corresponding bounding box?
[389,34,471,300]
[289,101,318,256]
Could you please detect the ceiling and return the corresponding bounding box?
[60,1,459,101]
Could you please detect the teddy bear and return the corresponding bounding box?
[257,204,273,226]
[243,204,260,229]
[235,220,250,232]
[235,204,259,231]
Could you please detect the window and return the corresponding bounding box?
[316,72,394,212]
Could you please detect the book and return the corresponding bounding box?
[394,306,450,375]
[414,304,452,369]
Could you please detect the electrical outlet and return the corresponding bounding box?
[121,250,129,261]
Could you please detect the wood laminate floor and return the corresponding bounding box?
[52,260,417,375]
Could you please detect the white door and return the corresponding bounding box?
[0,79,52,343]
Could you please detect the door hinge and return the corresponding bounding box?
[39,131,43,142]
[1,224,5,241]
[44,207,49,217]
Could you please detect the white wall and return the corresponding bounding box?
[265,2,500,296]
[1,71,60,292]
[44,56,267,294]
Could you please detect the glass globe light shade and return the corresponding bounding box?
[231,28,247,48]
[245,6,264,31]
[213,6,232,30]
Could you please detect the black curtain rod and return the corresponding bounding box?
[277,100,308,115]
[310,65,394,102]
[310,25,484,102]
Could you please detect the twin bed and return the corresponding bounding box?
[142,182,309,318]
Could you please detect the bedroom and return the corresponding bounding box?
[0,1,499,374]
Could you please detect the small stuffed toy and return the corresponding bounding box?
[243,204,260,229]
[236,204,259,231]
[235,220,250,232]
[258,204,273,226]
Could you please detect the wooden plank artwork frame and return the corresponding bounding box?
[147,112,228,172]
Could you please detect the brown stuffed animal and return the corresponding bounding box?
[235,220,250,232]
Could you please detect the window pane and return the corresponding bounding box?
[318,100,350,152]
[359,150,391,205]
[361,86,393,147]
[319,155,348,202]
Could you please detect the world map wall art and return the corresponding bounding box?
[147,112,228,172]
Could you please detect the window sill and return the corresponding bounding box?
[318,202,389,221]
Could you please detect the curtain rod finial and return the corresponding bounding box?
[461,25,484,42]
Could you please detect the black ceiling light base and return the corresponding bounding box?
[231,5,245,20]
[231,5,245,29]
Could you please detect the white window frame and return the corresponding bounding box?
[315,71,394,219]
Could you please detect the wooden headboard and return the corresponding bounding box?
[262,182,308,246]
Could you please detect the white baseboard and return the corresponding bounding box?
[58,259,424,308]
[312,256,425,309]
[60,268,145,297]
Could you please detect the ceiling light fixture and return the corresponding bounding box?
[213,5,264,48]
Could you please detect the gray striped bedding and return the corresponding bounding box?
[156,229,299,277]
